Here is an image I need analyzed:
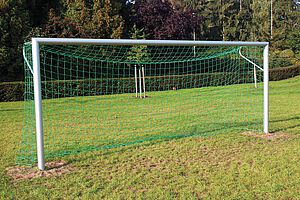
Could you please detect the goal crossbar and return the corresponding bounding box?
[32,37,269,47]
[31,38,269,170]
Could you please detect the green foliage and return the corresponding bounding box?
[269,65,300,81]
[190,0,222,40]
[285,30,300,53]
[127,25,149,63]
[250,0,270,41]
[0,0,299,82]
[42,9,84,38]
[58,0,124,39]
[235,0,252,41]
[270,58,293,69]
[0,82,24,101]
[1,65,299,102]
[269,49,300,69]
[279,49,295,58]
[89,0,124,39]
[63,0,89,24]
[270,50,293,68]
[292,59,300,66]
[271,0,300,52]
[0,0,30,81]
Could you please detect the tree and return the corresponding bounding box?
[271,0,300,51]
[58,0,124,39]
[236,0,252,41]
[127,25,149,63]
[26,0,61,26]
[220,0,238,40]
[285,29,300,53]
[0,0,30,81]
[181,0,222,40]
[250,0,270,41]
[126,25,149,98]
[134,0,200,40]
[42,8,84,38]
[90,0,124,39]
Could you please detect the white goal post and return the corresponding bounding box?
[31,38,269,170]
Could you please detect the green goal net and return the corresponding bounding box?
[17,40,265,166]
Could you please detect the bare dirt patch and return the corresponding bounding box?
[241,131,293,140]
[6,160,75,182]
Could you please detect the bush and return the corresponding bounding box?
[1,65,300,102]
[270,49,298,68]
[269,65,300,81]
[270,57,293,69]
[293,60,300,66]
[279,49,295,58]
[0,82,24,101]
[290,58,300,66]
[0,72,253,102]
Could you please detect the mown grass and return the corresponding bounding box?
[0,76,300,199]
[19,81,263,163]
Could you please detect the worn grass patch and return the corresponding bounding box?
[6,161,75,182]
[241,131,294,140]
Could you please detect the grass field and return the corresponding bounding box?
[19,79,263,165]
[1,76,300,199]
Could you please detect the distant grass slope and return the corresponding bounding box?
[0,76,299,199]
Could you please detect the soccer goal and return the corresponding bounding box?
[19,38,269,170]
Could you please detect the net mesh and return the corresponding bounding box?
[17,41,264,166]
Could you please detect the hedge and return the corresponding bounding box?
[269,64,300,81]
[38,71,256,99]
[0,82,24,102]
[1,65,300,102]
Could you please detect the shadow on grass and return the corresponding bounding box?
[270,116,300,133]
[64,128,223,164]
[52,123,257,165]
[0,108,23,112]
[16,121,262,167]
[271,124,300,133]
[270,116,300,123]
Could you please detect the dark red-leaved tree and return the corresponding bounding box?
[134,0,200,40]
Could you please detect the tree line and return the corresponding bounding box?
[0,0,299,81]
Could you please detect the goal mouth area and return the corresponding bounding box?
[19,39,269,169]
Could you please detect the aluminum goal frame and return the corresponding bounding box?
[31,38,269,170]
